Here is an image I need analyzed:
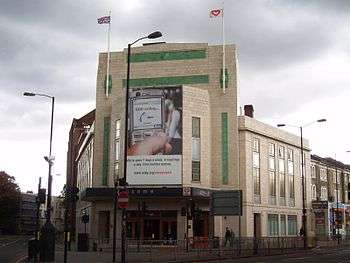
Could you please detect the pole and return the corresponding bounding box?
[300,126,307,249]
[335,157,340,244]
[36,177,42,241]
[112,180,118,262]
[120,42,131,263]
[63,199,68,263]
[35,177,42,263]
[221,1,226,94]
[105,11,111,97]
[46,97,55,222]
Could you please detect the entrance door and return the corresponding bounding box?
[144,220,160,239]
[98,211,110,242]
[253,213,261,238]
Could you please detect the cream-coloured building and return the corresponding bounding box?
[75,42,311,244]
[238,110,311,237]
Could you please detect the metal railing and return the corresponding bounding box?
[80,236,305,262]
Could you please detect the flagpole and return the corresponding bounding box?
[105,10,111,98]
[222,1,226,94]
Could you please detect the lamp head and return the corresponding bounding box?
[317,119,327,123]
[23,92,35,97]
[277,124,286,127]
[147,31,162,39]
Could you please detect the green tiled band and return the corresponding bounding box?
[104,75,112,95]
[122,75,209,87]
[221,113,229,185]
[130,49,206,63]
[220,69,229,90]
[102,116,111,186]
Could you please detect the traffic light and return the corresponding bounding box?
[81,214,89,224]
[118,177,128,187]
[37,188,46,204]
[66,186,79,203]
[348,183,350,200]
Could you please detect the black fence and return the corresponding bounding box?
[83,237,305,262]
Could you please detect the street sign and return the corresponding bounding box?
[211,190,242,216]
[118,190,129,209]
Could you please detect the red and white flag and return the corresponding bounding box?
[209,9,223,18]
[97,16,111,24]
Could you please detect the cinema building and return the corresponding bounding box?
[75,42,311,245]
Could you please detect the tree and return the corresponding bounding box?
[0,171,21,234]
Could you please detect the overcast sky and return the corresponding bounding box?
[1,0,350,195]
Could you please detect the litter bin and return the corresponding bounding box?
[77,233,89,251]
[213,237,220,248]
[28,238,38,260]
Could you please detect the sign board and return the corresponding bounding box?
[127,86,183,185]
[118,190,129,209]
[211,190,242,216]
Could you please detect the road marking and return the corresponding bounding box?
[0,239,21,247]
[282,257,311,261]
[13,255,27,263]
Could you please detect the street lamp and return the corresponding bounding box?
[111,31,163,263]
[277,118,326,249]
[24,91,56,261]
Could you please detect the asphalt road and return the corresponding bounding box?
[0,236,29,263]
[210,247,350,263]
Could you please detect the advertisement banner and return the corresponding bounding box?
[127,86,182,185]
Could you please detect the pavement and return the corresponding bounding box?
[0,236,30,263]
[10,241,350,262]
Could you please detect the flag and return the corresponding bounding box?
[97,16,111,24]
[209,9,223,18]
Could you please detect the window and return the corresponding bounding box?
[269,171,276,197]
[278,146,285,159]
[253,152,260,168]
[253,168,260,196]
[288,150,295,203]
[252,138,260,202]
[192,117,201,182]
[287,215,297,235]
[280,173,286,198]
[268,214,279,236]
[311,165,316,178]
[320,186,327,201]
[334,189,341,202]
[280,215,286,236]
[269,157,275,170]
[287,149,293,161]
[115,119,121,178]
[253,138,260,152]
[320,168,327,182]
[289,174,295,198]
[333,171,337,184]
[312,184,317,200]
[269,143,275,156]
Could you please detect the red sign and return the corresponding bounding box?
[118,190,129,209]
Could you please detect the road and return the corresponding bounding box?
[0,236,29,263]
[210,247,350,263]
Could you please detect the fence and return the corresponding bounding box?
[85,237,305,262]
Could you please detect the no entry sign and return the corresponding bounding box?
[118,190,129,209]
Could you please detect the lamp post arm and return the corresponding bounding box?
[130,36,148,46]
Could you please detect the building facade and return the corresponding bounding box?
[238,109,311,237]
[77,42,239,244]
[66,110,95,239]
[75,42,315,245]
[310,155,350,237]
[19,192,38,234]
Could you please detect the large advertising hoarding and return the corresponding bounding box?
[127,86,182,185]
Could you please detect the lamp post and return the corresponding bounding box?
[277,119,326,249]
[111,31,163,263]
[24,92,56,261]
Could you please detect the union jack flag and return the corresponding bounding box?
[97,16,110,24]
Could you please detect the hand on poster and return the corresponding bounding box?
[127,132,172,156]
